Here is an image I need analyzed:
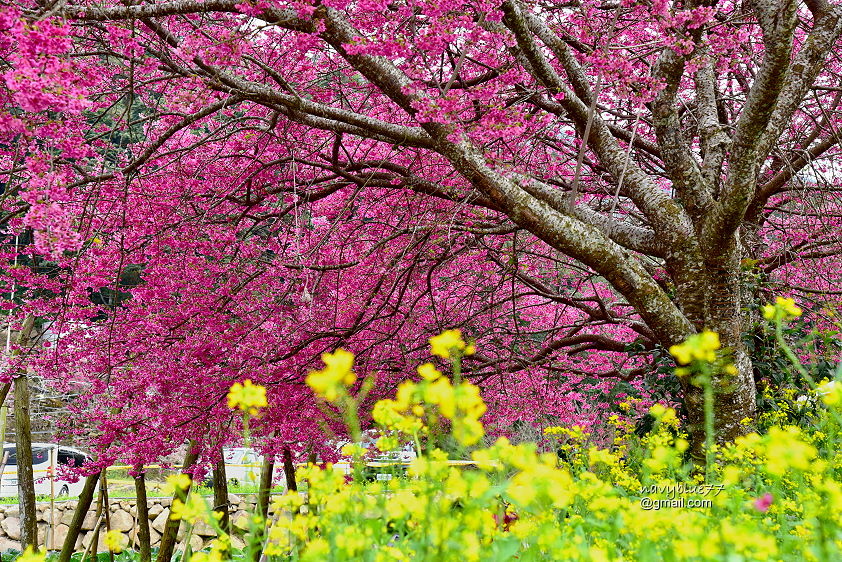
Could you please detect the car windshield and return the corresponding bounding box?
[57,449,87,467]
[2,446,51,466]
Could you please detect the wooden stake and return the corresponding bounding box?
[102,472,114,562]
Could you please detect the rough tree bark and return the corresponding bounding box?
[13,374,37,550]
[212,449,230,534]
[58,472,102,562]
[257,455,274,521]
[158,441,200,562]
[134,466,152,562]
[282,446,297,493]
[11,314,37,549]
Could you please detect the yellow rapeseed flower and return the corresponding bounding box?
[170,494,210,524]
[454,382,487,418]
[424,377,456,418]
[104,530,128,553]
[163,473,192,495]
[453,417,484,446]
[17,547,46,562]
[762,296,802,321]
[765,426,817,476]
[430,329,468,358]
[817,380,841,406]
[669,330,720,365]
[417,362,442,381]
[588,447,617,467]
[306,349,356,402]
[649,403,667,418]
[341,443,367,457]
[227,379,268,415]
[376,434,400,452]
[303,537,331,558]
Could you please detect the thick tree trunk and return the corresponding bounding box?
[677,238,756,462]
[134,467,152,562]
[158,442,199,562]
[212,450,230,534]
[249,456,275,562]
[257,456,274,521]
[683,344,756,463]
[58,472,101,562]
[13,375,38,550]
[282,446,297,492]
[10,314,37,549]
[87,475,106,560]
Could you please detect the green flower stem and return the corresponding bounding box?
[771,317,842,427]
[452,353,462,384]
[242,413,251,449]
[703,373,715,482]
[774,319,809,380]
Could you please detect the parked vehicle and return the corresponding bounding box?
[0,443,90,498]
[222,447,262,485]
[220,448,285,487]
[331,443,419,480]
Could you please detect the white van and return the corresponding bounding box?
[221,448,285,487]
[0,443,90,498]
[223,447,262,485]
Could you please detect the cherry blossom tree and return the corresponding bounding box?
[1,0,841,464]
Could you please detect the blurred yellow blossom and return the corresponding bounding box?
[341,443,367,457]
[669,330,720,365]
[817,380,841,406]
[227,379,268,415]
[430,329,471,358]
[764,426,817,476]
[762,297,802,321]
[417,362,442,381]
[306,349,356,401]
[170,494,210,524]
[163,473,191,495]
[104,530,128,553]
[17,547,46,562]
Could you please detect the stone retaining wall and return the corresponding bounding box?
[0,494,266,553]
